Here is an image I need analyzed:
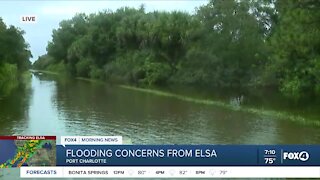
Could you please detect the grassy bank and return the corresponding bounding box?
[36,70,320,127]
[119,85,320,127]
[0,66,31,99]
[32,70,107,85]
[76,77,106,85]
[0,63,20,98]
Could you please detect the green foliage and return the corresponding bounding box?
[46,62,65,73]
[267,0,320,98]
[0,18,31,97]
[0,18,31,70]
[0,63,18,97]
[89,65,104,80]
[104,51,147,83]
[142,61,171,85]
[120,85,320,127]
[33,55,53,70]
[34,0,319,99]
[75,58,92,77]
[187,0,268,87]
[47,14,89,64]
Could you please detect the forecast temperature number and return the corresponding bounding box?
[264,149,277,165]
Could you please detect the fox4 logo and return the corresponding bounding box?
[283,151,309,162]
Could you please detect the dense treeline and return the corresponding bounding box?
[268,0,320,98]
[0,18,32,97]
[33,0,320,99]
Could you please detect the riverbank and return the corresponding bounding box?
[0,66,31,99]
[30,70,59,76]
[119,85,320,127]
[32,70,320,127]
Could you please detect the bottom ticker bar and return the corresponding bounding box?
[20,166,320,178]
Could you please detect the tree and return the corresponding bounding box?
[0,18,31,97]
[177,0,268,87]
[268,0,320,98]
[36,0,319,99]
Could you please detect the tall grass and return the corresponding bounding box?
[38,70,320,127]
[0,63,19,97]
[119,85,320,127]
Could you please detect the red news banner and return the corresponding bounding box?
[0,136,56,168]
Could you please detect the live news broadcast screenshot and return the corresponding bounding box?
[0,0,319,179]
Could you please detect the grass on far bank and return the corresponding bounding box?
[35,70,320,127]
[119,85,320,127]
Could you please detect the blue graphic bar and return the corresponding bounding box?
[56,145,320,166]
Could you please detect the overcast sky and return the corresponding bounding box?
[0,0,207,62]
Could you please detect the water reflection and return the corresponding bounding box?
[25,74,67,135]
[0,73,320,144]
[0,78,31,135]
[50,74,320,144]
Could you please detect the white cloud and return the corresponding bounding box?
[38,1,206,17]
[40,6,83,16]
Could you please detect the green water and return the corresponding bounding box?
[0,73,319,144]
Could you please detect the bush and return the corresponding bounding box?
[142,61,171,85]
[47,62,66,73]
[75,58,92,77]
[89,65,105,80]
[0,63,19,97]
[32,55,54,70]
